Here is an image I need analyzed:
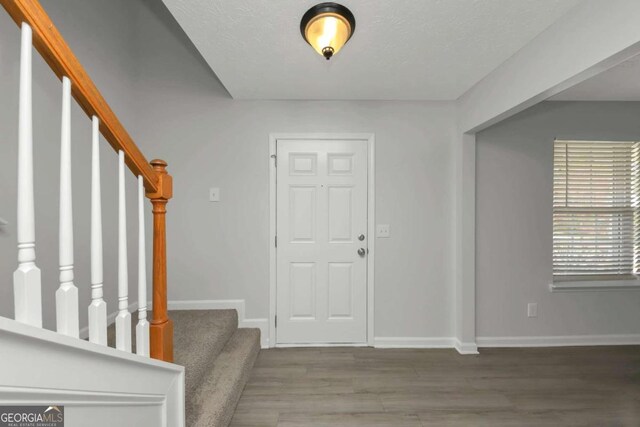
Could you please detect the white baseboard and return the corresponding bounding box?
[477,334,640,348]
[168,299,245,316]
[167,299,269,348]
[79,302,139,340]
[374,337,455,349]
[374,337,479,355]
[277,343,370,348]
[454,339,479,355]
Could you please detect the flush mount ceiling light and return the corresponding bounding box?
[300,2,356,60]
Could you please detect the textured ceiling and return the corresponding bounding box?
[161,0,583,100]
[549,54,640,101]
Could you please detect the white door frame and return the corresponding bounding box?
[269,133,375,347]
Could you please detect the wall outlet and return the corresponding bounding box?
[209,187,221,202]
[376,224,390,238]
[527,303,538,318]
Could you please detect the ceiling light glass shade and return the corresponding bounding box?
[301,3,356,60]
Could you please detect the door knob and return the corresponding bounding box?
[358,248,366,257]
[358,234,365,241]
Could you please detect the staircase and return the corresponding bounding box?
[109,309,260,426]
[3,2,258,425]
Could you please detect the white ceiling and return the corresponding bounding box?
[549,54,640,101]
[162,0,582,101]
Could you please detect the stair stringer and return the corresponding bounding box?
[0,316,184,427]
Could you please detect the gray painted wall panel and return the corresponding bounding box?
[477,101,640,338]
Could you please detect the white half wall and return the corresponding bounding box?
[0,316,184,427]
[476,101,640,342]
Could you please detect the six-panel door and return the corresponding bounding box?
[276,140,368,344]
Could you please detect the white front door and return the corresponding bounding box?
[276,139,368,344]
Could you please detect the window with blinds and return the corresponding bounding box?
[553,140,640,280]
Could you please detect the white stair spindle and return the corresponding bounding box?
[56,76,79,338]
[89,116,107,345]
[116,150,132,352]
[136,176,150,356]
[14,23,42,328]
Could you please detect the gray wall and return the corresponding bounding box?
[477,101,640,338]
[6,1,635,343]
[1,0,458,340]
[134,1,457,339]
[0,0,145,331]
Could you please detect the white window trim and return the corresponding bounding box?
[550,278,640,292]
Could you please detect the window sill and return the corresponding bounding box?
[550,279,640,292]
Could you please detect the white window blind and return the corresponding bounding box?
[553,140,640,280]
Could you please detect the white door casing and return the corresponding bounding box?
[276,138,369,344]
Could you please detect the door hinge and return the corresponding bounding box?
[275,315,277,328]
[275,235,278,247]
[271,154,277,167]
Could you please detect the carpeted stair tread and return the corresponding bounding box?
[107,309,239,398]
[172,309,239,397]
[187,328,261,427]
[106,309,260,426]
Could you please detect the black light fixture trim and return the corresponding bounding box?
[300,2,356,60]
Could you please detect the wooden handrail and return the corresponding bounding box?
[2,0,174,362]
[0,0,159,192]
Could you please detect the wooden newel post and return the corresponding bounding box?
[147,159,173,362]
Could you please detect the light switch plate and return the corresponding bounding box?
[209,187,221,202]
[376,224,390,238]
[527,303,538,318]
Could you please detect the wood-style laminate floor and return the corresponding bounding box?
[229,346,640,426]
